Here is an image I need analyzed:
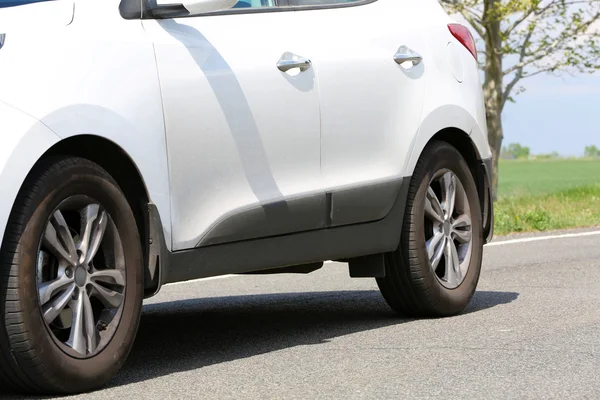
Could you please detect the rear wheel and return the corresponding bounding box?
[377,141,483,317]
[0,157,143,394]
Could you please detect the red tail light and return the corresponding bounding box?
[448,24,478,60]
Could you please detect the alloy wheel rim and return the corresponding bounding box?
[423,170,473,289]
[36,196,126,358]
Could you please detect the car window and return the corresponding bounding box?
[0,0,51,7]
[287,0,360,5]
[233,0,276,8]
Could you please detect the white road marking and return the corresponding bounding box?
[165,230,600,286]
[486,230,600,247]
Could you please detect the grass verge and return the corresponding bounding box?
[494,184,600,235]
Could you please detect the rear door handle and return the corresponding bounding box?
[277,52,312,73]
[394,46,423,66]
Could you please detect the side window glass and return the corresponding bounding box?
[287,0,359,5]
[233,0,276,8]
[0,0,51,7]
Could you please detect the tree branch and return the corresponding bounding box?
[502,26,534,110]
[503,9,600,77]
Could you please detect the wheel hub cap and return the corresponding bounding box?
[443,220,451,236]
[74,266,87,287]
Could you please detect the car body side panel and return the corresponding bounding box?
[292,0,489,224]
[403,3,491,175]
[0,0,491,265]
[0,0,174,248]
[0,101,61,244]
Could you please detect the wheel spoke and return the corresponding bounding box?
[78,204,108,266]
[66,290,86,355]
[425,187,445,224]
[453,229,472,244]
[441,172,457,219]
[427,232,445,271]
[451,240,462,284]
[90,268,125,287]
[452,214,472,244]
[443,238,455,285]
[90,281,124,309]
[452,214,471,229]
[43,213,77,267]
[41,283,75,324]
[38,275,73,306]
[444,239,462,287]
[82,291,97,353]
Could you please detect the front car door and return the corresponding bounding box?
[143,3,324,250]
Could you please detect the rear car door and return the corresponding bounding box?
[282,0,428,226]
[143,3,325,250]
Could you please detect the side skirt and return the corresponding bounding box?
[165,177,409,285]
[145,177,410,292]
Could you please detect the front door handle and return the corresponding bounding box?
[277,52,312,73]
[394,46,423,66]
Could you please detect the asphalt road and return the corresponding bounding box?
[14,229,600,399]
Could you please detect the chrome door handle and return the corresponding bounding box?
[277,52,312,73]
[394,46,423,66]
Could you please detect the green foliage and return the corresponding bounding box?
[495,184,600,235]
[584,145,600,157]
[495,159,600,235]
[501,142,531,159]
[441,1,600,107]
[534,151,560,160]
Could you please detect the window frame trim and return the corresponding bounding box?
[277,0,377,9]
[204,0,379,16]
[120,0,378,20]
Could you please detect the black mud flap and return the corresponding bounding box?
[479,158,495,244]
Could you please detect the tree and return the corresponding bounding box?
[584,145,600,157]
[440,0,600,198]
[534,151,560,159]
[501,142,531,159]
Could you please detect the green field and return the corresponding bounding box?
[498,158,600,197]
[495,159,600,235]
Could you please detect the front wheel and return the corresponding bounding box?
[0,157,143,394]
[377,141,483,317]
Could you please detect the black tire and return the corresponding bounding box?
[0,157,143,394]
[377,141,483,317]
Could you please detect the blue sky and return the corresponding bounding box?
[501,72,600,157]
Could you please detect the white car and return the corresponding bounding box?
[0,0,494,394]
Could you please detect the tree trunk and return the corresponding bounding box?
[485,106,503,200]
[483,0,504,200]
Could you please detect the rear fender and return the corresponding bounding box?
[404,104,476,175]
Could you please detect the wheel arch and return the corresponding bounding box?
[405,104,493,243]
[39,135,164,296]
[431,127,482,171]
[412,127,494,243]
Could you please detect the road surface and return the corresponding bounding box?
[13,229,600,399]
